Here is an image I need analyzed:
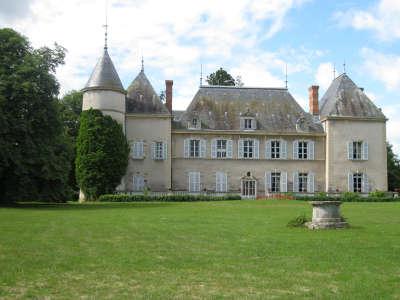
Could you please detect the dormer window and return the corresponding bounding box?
[240,117,256,130]
[188,117,201,129]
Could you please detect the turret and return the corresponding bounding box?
[81,45,126,130]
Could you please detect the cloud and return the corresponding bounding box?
[315,62,334,92]
[361,48,400,91]
[382,104,400,155]
[0,0,34,21]
[333,0,400,41]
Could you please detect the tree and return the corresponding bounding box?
[387,143,400,191]
[59,90,83,195]
[206,68,236,86]
[0,28,71,203]
[76,109,129,200]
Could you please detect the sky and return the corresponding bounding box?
[1,0,400,154]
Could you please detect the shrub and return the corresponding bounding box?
[341,192,360,202]
[369,190,386,198]
[98,194,242,202]
[75,109,129,201]
[287,214,310,227]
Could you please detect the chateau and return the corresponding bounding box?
[81,44,388,198]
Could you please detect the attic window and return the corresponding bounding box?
[240,117,256,130]
[188,117,201,130]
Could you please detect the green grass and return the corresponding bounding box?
[0,200,399,299]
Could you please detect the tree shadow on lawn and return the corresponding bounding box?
[1,202,177,211]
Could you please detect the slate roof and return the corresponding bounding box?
[173,86,324,133]
[320,73,385,119]
[82,49,124,93]
[126,70,170,114]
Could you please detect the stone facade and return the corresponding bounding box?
[81,46,388,198]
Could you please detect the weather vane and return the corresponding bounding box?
[103,0,108,50]
[285,63,288,89]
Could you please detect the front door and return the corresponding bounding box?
[242,179,256,199]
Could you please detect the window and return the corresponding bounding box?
[244,118,253,129]
[348,141,368,160]
[215,172,227,192]
[349,172,368,193]
[152,141,166,160]
[353,173,362,192]
[133,175,145,191]
[271,172,281,192]
[293,140,314,160]
[240,117,256,130]
[238,139,259,159]
[188,118,200,129]
[271,140,280,159]
[298,173,308,192]
[184,139,206,158]
[244,140,254,158]
[190,140,200,157]
[188,172,200,192]
[266,139,287,159]
[131,141,144,159]
[298,141,308,159]
[211,139,233,159]
[192,118,198,127]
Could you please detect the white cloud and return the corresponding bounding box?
[382,104,400,155]
[0,0,310,110]
[315,62,334,92]
[334,0,400,41]
[361,48,400,91]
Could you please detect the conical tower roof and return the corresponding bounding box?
[126,69,169,114]
[320,73,385,119]
[82,48,124,93]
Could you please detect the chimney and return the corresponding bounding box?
[308,85,319,115]
[165,80,173,113]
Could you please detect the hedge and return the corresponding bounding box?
[295,196,399,202]
[98,194,242,202]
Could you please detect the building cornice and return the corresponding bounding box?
[320,116,387,122]
[81,86,127,95]
[126,113,172,119]
[171,129,326,137]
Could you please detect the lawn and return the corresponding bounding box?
[0,200,399,299]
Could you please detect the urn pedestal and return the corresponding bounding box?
[307,201,348,229]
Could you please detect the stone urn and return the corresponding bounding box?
[307,201,348,229]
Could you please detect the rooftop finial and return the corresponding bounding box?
[141,56,144,72]
[285,63,288,89]
[200,64,203,87]
[343,60,346,74]
[103,0,108,50]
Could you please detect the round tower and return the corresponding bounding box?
[81,45,126,131]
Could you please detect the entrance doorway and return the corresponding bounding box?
[241,179,257,198]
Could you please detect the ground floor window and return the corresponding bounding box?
[188,172,201,192]
[271,172,281,192]
[133,175,145,191]
[298,173,308,192]
[242,179,256,198]
[353,173,363,192]
[215,172,227,192]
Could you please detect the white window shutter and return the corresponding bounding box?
[362,173,369,193]
[140,141,144,158]
[308,141,315,160]
[265,172,271,194]
[163,142,167,160]
[293,172,299,192]
[254,139,259,159]
[215,172,220,192]
[200,139,206,158]
[225,172,228,192]
[227,140,233,158]
[188,172,192,192]
[265,140,272,159]
[281,172,287,192]
[362,141,369,160]
[151,142,156,159]
[348,173,353,192]
[184,139,189,158]
[211,139,217,159]
[240,118,244,130]
[293,140,298,160]
[251,118,256,130]
[130,142,135,158]
[347,141,353,160]
[238,139,244,159]
[281,139,287,159]
[307,172,315,193]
